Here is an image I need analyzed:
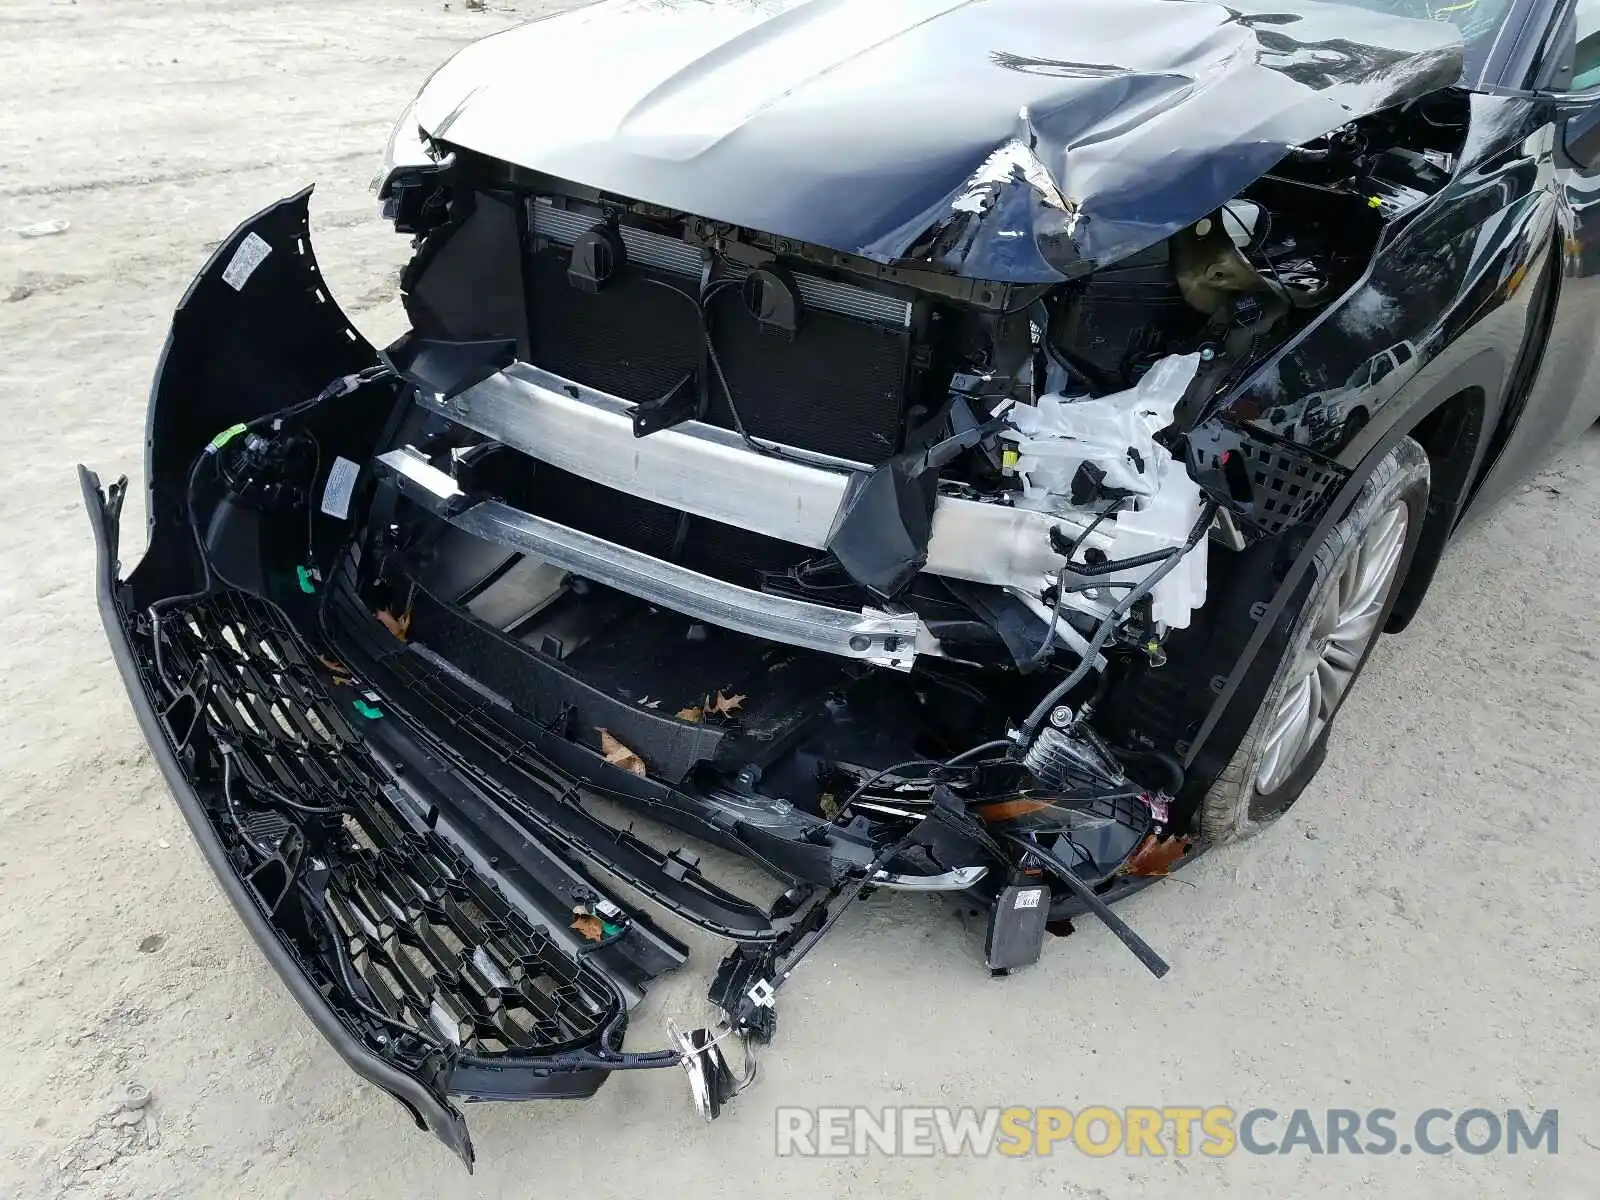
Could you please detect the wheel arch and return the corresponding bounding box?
[1384,382,1490,631]
[1173,353,1503,787]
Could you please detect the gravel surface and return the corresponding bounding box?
[3,2,1597,1196]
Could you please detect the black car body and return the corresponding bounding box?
[81,0,1600,1166]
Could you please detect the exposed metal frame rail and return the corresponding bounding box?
[413,362,1112,594]
[376,449,936,671]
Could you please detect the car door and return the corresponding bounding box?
[1470,0,1600,510]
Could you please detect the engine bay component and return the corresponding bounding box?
[984,882,1052,974]
[1048,242,1200,393]
[527,198,917,463]
[1021,724,1128,798]
[1000,353,1209,629]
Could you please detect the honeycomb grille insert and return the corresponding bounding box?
[152,593,619,1058]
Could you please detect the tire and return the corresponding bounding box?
[1199,436,1430,842]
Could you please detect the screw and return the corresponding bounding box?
[1049,705,1073,729]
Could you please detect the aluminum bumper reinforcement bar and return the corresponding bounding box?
[376,449,937,671]
[412,363,1111,593]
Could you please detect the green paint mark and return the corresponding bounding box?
[352,699,383,720]
[296,565,317,594]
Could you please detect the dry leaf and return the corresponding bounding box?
[710,690,746,715]
[571,913,605,942]
[598,729,647,776]
[676,705,704,723]
[375,608,411,642]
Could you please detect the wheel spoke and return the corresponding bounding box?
[1305,666,1325,728]
[1258,674,1313,792]
[1322,635,1364,675]
[1344,548,1393,615]
[1329,608,1381,651]
[1253,501,1409,796]
[1336,551,1363,611]
[1270,675,1313,744]
[1316,657,1346,711]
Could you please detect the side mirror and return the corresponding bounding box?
[1563,104,1600,169]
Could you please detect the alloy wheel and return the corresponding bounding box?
[1254,502,1409,794]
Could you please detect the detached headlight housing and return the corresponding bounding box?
[371,97,453,235]
[372,97,438,198]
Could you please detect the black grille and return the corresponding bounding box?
[707,290,911,463]
[153,593,619,1057]
[525,247,700,405]
[325,842,612,1054]
[523,214,914,463]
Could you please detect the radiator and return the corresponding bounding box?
[526,199,914,464]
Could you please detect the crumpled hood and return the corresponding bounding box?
[415,0,1463,281]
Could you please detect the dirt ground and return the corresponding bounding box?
[3,1,1599,1196]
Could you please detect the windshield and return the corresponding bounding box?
[1335,0,1515,77]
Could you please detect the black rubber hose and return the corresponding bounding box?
[1028,499,1124,667]
[1006,834,1170,978]
[240,766,345,816]
[1020,501,1217,741]
[1119,748,1186,795]
[945,737,1015,766]
[220,752,277,859]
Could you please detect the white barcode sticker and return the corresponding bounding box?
[1014,888,1043,910]
[320,456,360,519]
[221,232,272,291]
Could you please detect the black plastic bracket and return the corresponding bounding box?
[630,369,700,437]
[707,943,780,1043]
[381,333,517,403]
[984,883,1051,974]
[1184,416,1349,538]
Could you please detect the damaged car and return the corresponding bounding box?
[80,0,1600,1166]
